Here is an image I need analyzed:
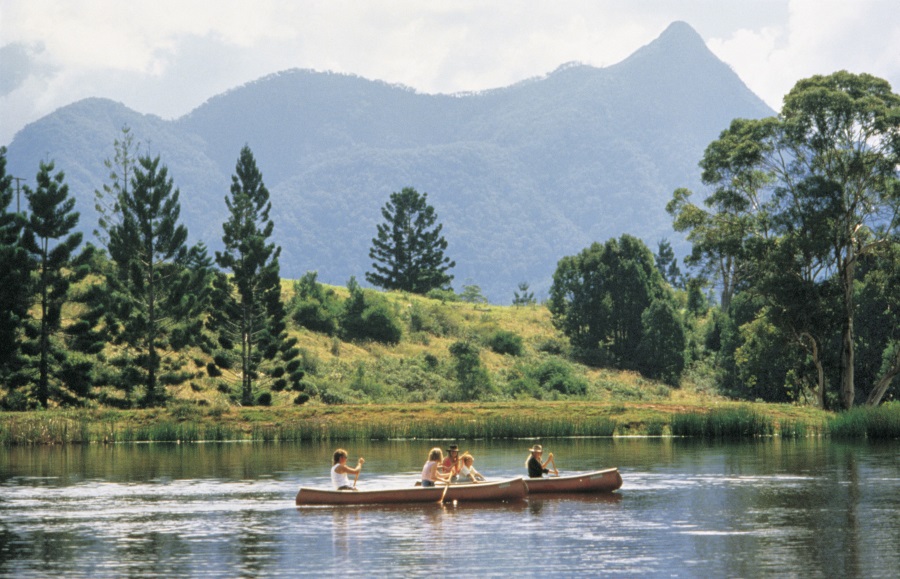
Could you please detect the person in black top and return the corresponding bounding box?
[525,444,557,478]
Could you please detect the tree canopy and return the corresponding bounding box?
[366,187,455,294]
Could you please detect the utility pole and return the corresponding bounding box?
[12,176,25,213]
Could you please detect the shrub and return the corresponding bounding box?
[531,359,588,396]
[487,330,524,356]
[206,363,222,377]
[257,392,272,406]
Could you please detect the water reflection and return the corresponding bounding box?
[1,439,898,577]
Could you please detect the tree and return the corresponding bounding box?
[655,239,682,288]
[339,276,402,345]
[94,126,139,249]
[21,161,91,407]
[777,72,900,409]
[107,155,210,407]
[670,72,900,408]
[512,282,536,307]
[366,187,455,294]
[636,299,686,386]
[211,146,303,405]
[548,234,667,368]
[448,340,494,401]
[0,147,31,401]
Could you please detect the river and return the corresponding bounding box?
[1,438,897,577]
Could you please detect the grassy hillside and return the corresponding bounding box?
[159,279,681,409]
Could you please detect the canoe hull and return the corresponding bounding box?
[296,476,529,506]
[525,468,622,494]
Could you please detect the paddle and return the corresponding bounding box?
[353,457,364,488]
[549,454,559,477]
[438,475,451,503]
[438,450,464,503]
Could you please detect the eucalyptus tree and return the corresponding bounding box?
[669,71,900,408]
[366,187,455,294]
[210,146,303,406]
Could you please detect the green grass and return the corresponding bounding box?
[671,407,774,439]
[827,403,900,440]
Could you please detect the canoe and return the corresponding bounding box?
[296,476,529,506]
[525,467,622,494]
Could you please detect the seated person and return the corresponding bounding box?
[331,448,364,490]
[421,447,451,487]
[525,444,555,478]
[440,444,461,481]
[458,452,485,483]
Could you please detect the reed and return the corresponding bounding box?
[778,420,808,439]
[828,403,900,440]
[671,407,773,439]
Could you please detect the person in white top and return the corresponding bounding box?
[421,447,451,487]
[458,452,485,483]
[331,448,365,490]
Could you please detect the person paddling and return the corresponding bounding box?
[440,444,462,482]
[525,444,557,478]
[332,448,365,491]
[421,447,451,487]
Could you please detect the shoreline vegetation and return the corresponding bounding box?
[2,400,897,446]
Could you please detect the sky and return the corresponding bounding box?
[2,0,899,146]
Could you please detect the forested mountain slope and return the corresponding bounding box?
[5,21,773,302]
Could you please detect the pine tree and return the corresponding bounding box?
[107,155,209,407]
[0,147,31,406]
[21,161,91,407]
[211,146,303,405]
[94,126,139,249]
[366,187,455,294]
[512,282,536,307]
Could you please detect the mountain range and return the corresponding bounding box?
[5,21,774,303]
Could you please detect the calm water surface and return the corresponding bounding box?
[1,438,897,577]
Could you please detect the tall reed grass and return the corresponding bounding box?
[828,403,900,440]
[670,407,774,439]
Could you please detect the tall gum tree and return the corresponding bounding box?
[670,72,900,408]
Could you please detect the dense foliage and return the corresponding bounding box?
[1,70,897,411]
[366,187,455,294]
[669,71,900,409]
[208,146,304,406]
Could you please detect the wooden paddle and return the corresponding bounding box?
[549,454,559,477]
[353,457,364,488]
[438,451,464,503]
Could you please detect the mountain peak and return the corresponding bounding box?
[657,21,705,47]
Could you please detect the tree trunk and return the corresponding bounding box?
[801,332,825,409]
[839,262,856,410]
[866,346,900,406]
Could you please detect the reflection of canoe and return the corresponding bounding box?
[525,468,622,494]
[296,477,529,506]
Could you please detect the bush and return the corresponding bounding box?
[487,330,524,356]
[531,359,588,396]
[206,363,222,377]
[257,392,272,406]
[340,282,403,344]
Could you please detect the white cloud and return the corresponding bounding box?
[2,0,899,145]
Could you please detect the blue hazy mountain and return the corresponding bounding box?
[5,21,774,302]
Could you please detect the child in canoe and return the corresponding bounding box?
[332,448,365,490]
[421,447,452,487]
[458,452,485,483]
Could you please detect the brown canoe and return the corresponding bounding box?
[296,476,529,506]
[525,467,622,494]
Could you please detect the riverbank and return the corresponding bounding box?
[3,400,897,445]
